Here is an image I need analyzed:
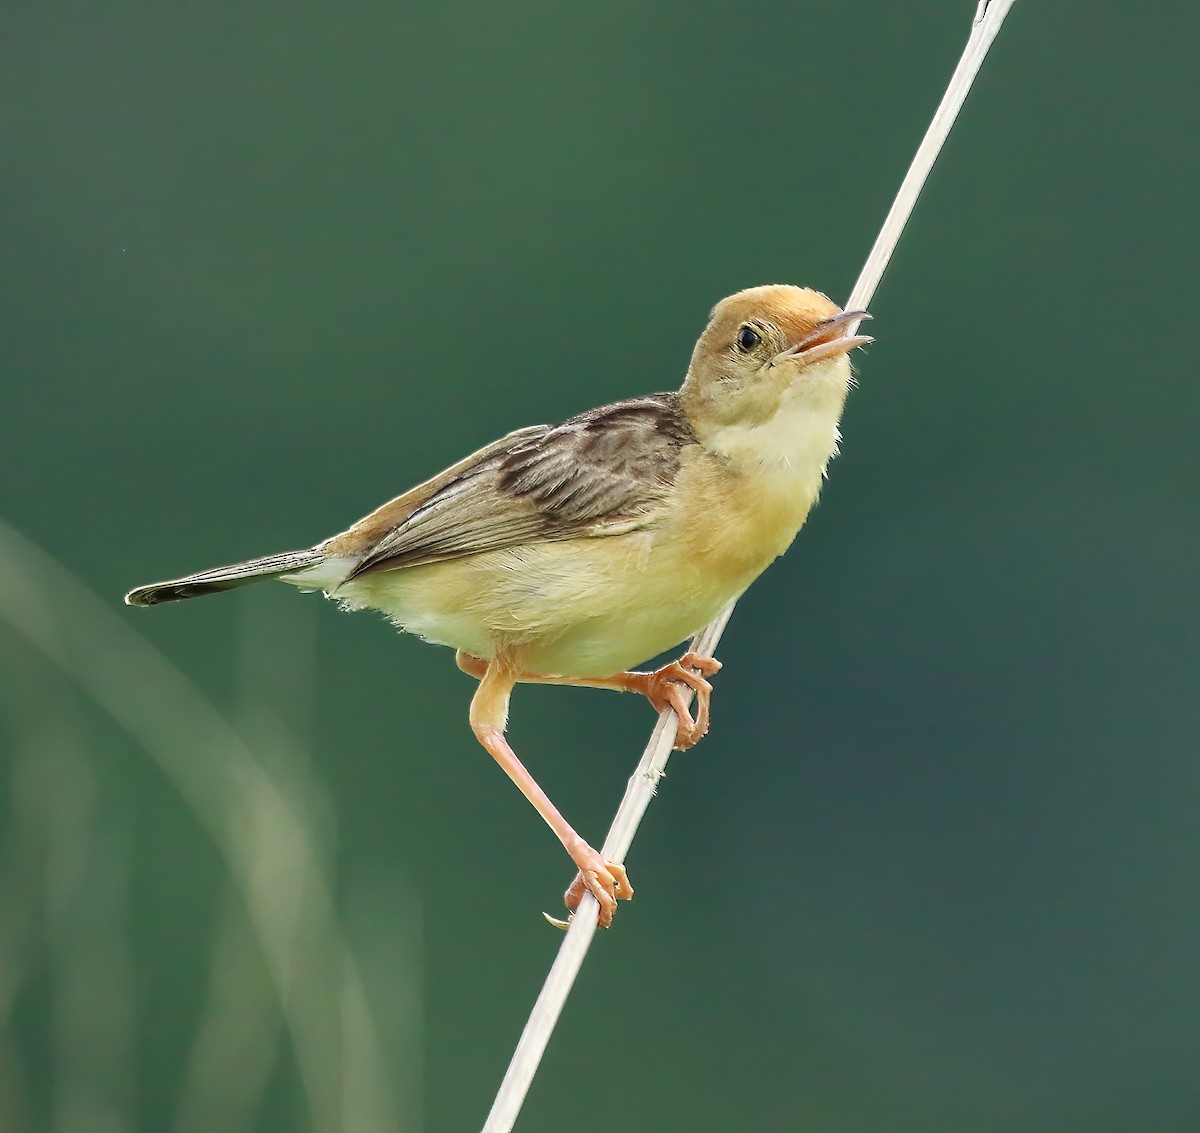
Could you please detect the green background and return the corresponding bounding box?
[3,2,1198,1130]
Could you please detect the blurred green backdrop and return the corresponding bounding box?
[2,1,1199,1130]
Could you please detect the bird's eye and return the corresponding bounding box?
[736,325,761,352]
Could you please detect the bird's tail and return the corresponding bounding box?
[125,548,326,607]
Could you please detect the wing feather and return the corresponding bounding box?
[334,393,695,577]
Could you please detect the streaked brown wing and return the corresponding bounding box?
[336,393,695,578]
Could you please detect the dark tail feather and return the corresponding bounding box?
[125,548,325,607]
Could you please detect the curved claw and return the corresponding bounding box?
[639,651,722,750]
[563,855,634,928]
[543,911,572,931]
[677,651,723,678]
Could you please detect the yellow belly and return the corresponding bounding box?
[337,455,818,677]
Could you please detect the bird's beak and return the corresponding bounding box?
[774,309,873,367]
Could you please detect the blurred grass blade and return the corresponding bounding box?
[0,521,407,1133]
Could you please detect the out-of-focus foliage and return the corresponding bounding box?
[1,2,1198,1130]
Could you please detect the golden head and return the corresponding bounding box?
[680,285,871,437]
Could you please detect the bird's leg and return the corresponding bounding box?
[458,649,721,751]
[612,652,722,750]
[551,655,722,751]
[455,651,489,679]
[467,653,633,928]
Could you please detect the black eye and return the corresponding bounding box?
[736,325,761,352]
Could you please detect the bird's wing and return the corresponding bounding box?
[330,393,696,577]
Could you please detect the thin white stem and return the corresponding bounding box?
[482,4,1018,1130]
[846,0,1017,322]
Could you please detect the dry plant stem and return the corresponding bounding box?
[481,3,1018,1131]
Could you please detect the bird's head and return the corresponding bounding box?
[680,285,871,441]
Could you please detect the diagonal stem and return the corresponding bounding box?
[481,4,1019,1130]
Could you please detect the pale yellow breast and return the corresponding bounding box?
[338,445,819,677]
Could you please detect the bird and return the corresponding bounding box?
[126,284,871,927]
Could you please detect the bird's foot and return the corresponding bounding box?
[556,848,634,929]
[631,651,721,749]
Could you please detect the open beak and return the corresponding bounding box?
[775,309,873,367]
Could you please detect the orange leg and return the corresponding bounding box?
[467,653,633,927]
[614,652,723,750]
[457,649,722,751]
